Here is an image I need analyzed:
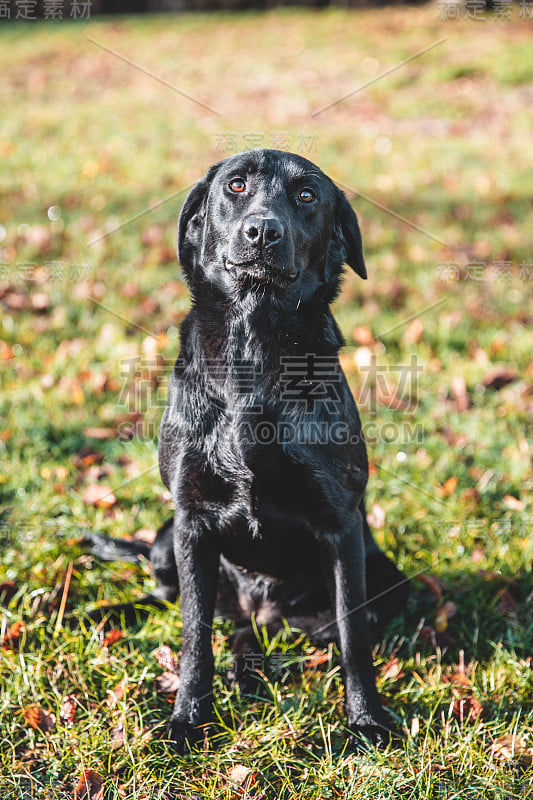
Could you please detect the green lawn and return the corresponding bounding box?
[1,6,532,798]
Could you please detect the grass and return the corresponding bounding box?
[1,5,532,798]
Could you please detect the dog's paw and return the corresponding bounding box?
[166,717,200,755]
[346,720,398,753]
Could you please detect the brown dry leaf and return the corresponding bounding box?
[403,318,424,345]
[416,574,443,601]
[60,695,77,725]
[366,503,385,530]
[227,764,257,796]
[106,675,128,709]
[380,657,404,681]
[352,325,374,346]
[72,770,105,800]
[496,588,518,614]
[83,427,115,440]
[30,292,50,312]
[462,488,481,511]
[2,620,25,650]
[435,601,457,633]
[23,706,56,734]
[102,629,124,648]
[0,343,15,360]
[83,484,117,509]
[154,645,179,674]
[482,368,517,391]
[491,734,533,768]
[3,289,27,310]
[451,375,471,411]
[440,476,458,497]
[133,527,157,545]
[503,494,524,511]
[477,569,504,582]
[420,626,437,648]
[155,671,180,695]
[452,697,484,724]
[110,719,125,750]
[74,447,105,469]
[305,649,330,669]
[444,671,472,688]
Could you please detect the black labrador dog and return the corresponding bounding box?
[86,149,409,753]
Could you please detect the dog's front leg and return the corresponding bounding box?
[168,515,220,754]
[321,508,392,750]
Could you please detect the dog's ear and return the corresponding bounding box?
[331,188,367,280]
[177,165,219,276]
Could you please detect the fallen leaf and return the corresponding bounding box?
[482,368,517,390]
[110,719,125,750]
[2,620,25,650]
[23,706,56,734]
[106,675,128,709]
[435,601,457,633]
[352,325,374,346]
[133,527,157,545]
[452,697,484,724]
[154,645,179,673]
[496,588,518,614]
[444,672,472,688]
[74,447,105,469]
[30,292,50,312]
[491,734,533,767]
[0,344,15,360]
[102,629,124,648]
[72,770,104,800]
[227,764,257,796]
[3,289,28,310]
[366,503,385,530]
[461,486,481,508]
[380,657,404,681]
[503,495,524,511]
[83,427,116,440]
[83,484,117,509]
[440,476,458,497]
[451,375,471,411]
[60,695,77,724]
[305,649,330,669]
[155,671,180,695]
[416,574,443,601]
[403,318,424,345]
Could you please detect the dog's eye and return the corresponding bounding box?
[298,189,316,203]
[229,178,246,193]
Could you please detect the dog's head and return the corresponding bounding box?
[178,149,366,301]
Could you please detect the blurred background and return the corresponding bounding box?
[1,4,532,797]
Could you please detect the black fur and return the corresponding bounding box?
[86,149,409,753]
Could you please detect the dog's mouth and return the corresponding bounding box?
[225,258,299,287]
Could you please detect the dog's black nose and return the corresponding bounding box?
[243,216,284,249]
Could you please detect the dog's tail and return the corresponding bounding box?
[82,532,151,564]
